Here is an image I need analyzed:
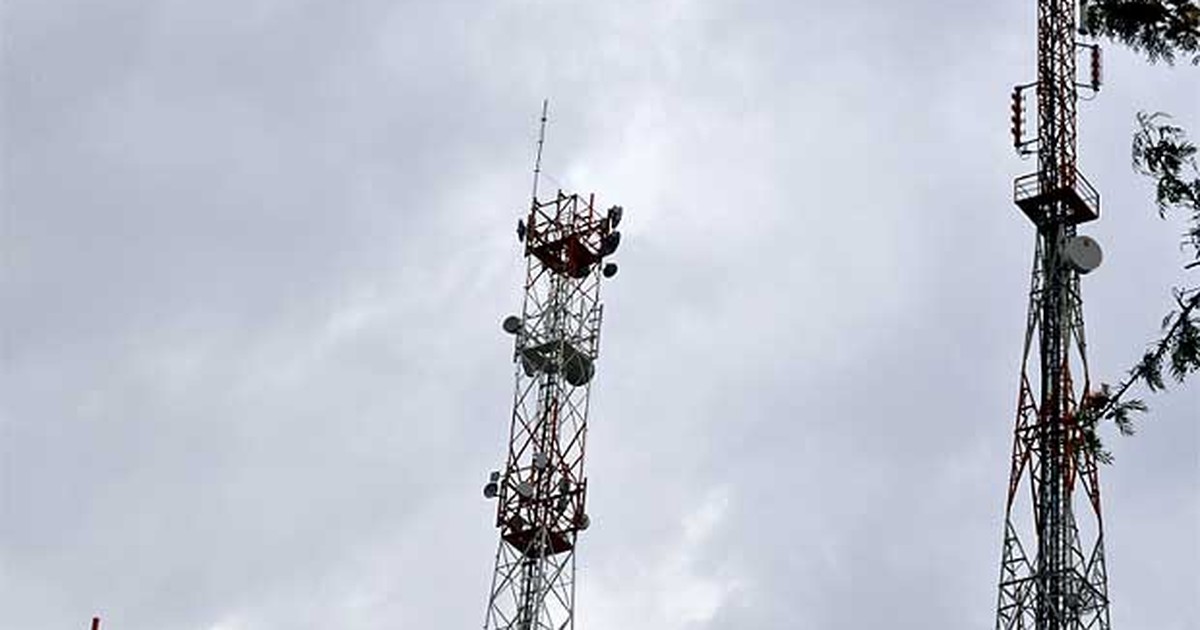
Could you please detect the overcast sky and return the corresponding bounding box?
[2,1,1197,629]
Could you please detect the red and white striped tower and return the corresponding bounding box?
[481,103,625,630]
[996,0,1110,627]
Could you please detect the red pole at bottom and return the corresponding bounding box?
[91,617,100,630]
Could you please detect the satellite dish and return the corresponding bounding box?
[516,219,527,241]
[562,348,595,387]
[577,513,590,531]
[520,340,594,385]
[516,481,534,498]
[1064,235,1103,274]
[602,262,618,278]
[502,315,523,335]
[483,471,500,498]
[533,452,550,470]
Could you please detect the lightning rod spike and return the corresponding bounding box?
[531,99,549,202]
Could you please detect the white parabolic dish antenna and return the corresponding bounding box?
[1064,235,1103,274]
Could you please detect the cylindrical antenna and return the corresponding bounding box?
[531,99,549,202]
[91,618,101,630]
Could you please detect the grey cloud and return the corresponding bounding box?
[2,1,1196,629]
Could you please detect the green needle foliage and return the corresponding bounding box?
[1133,112,1200,259]
[1128,114,1200,384]
[1083,0,1200,64]
[1071,2,1198,461]
[1077,114,1200,463]
[1071,1,1198,463]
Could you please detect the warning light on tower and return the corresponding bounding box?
[1010,86,1024,151]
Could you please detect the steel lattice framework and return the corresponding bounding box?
[481,110,624,630]
[996,0,1110,627]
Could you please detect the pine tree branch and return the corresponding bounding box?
[1084,0,1200,65]
[1078,290,1199,462]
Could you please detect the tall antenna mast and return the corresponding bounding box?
[481,108,627,630]
[531,99,549,203]
[995,0,1110,627]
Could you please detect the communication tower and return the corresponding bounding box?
[480,102,625,630]
[995,0,1111,628]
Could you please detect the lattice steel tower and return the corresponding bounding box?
[995,0,1110,628]
[481,103,625,630]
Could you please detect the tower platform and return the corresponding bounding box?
[502,526,576,558]
[1014,168,1100,225]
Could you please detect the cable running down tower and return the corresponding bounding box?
[996,0,1110,628]
[481,102,625,630]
